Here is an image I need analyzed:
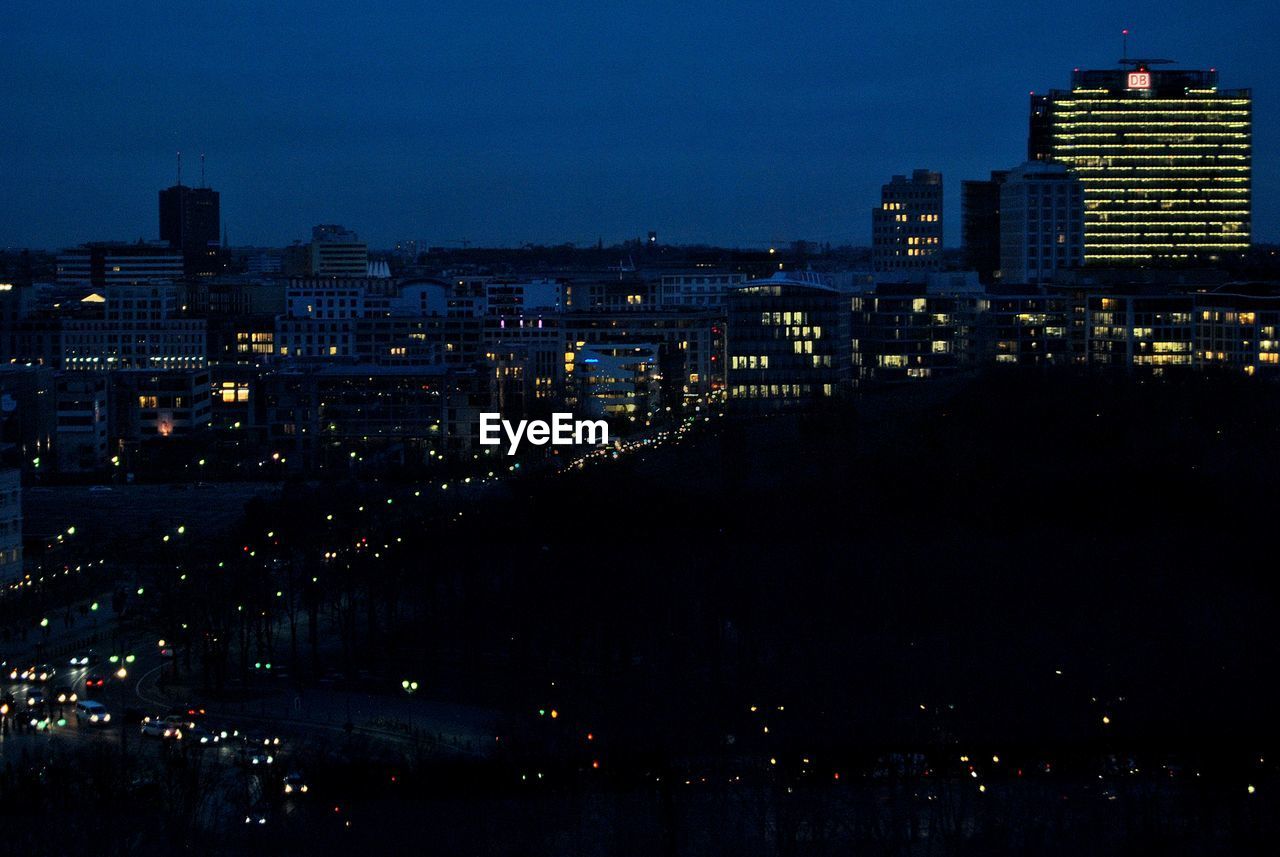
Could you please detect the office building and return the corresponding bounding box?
[981,286,1076,367]
[726,271,851,412]
[961,170,1008,283]
[57,243,184,287]
[110,368,213,441]
[55,375,110,472]
[1086,293,1195,372]
[62,285,206,371]
[159,183,221,277]
[658,271,748,308]
[308,225,368,277]
[573,344,661,419]
[0,365,56,470]
[1030,63,1251,264]
[851,281,982,383]
[872,169,943,275]
[999,161,1084,285]
[564,311,723,401]
[1194,288,1280,376]
[0,468,20,577]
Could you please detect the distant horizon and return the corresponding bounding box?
[2,2,1276,249]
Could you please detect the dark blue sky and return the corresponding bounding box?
[2,1,1276,249]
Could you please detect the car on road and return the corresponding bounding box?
[188,725,221,746]
[168,704,207,720]
[84,674,107,690]
[282,772,309,795]
[53,685,78,705]
[140,716,179,739]
[67,652,98,667]
[243,802,270,825]
[242,731,283,749]
[9,664,55,682]
[242,748,276,766]
[205,721,241,742]
[27,665,56,683]
[26,689,46,708]
[76,700,111,726]
[163,713,197,732]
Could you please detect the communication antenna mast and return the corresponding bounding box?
[1122,28,1128,63]
[200,153,206,188]
[176,151,182,186]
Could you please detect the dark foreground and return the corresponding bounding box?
[7,369,1280,855]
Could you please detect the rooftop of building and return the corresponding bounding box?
[1045,64,1248,97]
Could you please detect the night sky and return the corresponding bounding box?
[2,1,1276,250]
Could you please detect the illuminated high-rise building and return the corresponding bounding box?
[1029,62,1251,265]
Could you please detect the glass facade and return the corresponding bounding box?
[1030,67,1251,264]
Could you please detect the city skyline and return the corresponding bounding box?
[1,1,1277,250]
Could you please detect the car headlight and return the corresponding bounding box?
[284,784,293,793]
[90,714,99,722]
[300,784,308,793]
[103,713,110,722]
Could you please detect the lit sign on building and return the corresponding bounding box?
[1127,71,1152,90]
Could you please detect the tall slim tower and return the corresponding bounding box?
[1029,62,1251,265]
[160,168,221,278]
[872,169,943,275]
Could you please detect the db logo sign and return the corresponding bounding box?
[1127,72,1151,90]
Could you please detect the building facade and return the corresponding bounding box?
[0,469,20,578]
[159,183,221,277]
[308,225,368,277]
[726,271,851,412]
[56,243,184,287]
[872,169,943,275]
[998,161,1084,285]
[961,170,1008,283]
[1030,64,1251,264]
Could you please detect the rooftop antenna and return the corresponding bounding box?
[200,153,206,188]
[1122,28,1129,63]
[176,151,182,186]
